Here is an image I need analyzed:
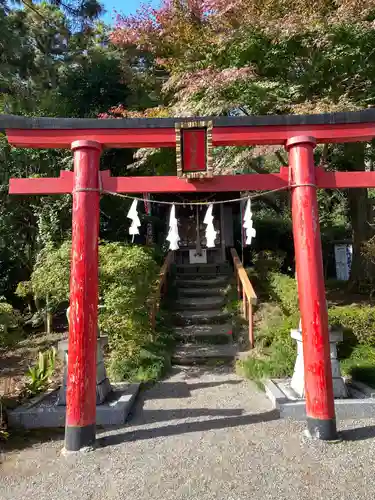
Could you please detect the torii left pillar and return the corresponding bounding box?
[65,140,101,452]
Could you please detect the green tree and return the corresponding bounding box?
[0,2,134,298]
[29,240,162,379]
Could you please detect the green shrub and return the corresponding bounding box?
[268,272,299,315]
[254,302,290,346]
[239,269,299,383]
[329,305,375,345]
[252,250,285,281]
[251,216,293,258]
[15,281,35,316]
[264,273,375,346]
[0,299,23,345]
[340,344,375,387]
[15,281,33,300]
[31,242,71,311]
[240,312,296,383]
[243,264,375,387]
[25,348,56,396]
[248,251,287,298]
[98,243,160,379]
[109,343,171,383]
[28,240,172,382]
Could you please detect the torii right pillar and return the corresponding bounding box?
[286,136,337,440]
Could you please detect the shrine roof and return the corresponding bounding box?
[1,109,375,130]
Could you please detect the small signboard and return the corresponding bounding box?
[189,249,207,264]
[175,120,213,179]
[334,243,352,281]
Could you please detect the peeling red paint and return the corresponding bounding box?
[66,140,101,428]
[287,136,335,422]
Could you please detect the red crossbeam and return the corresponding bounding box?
[315,169,375,188]
[9,168,375,195]
[7,122,375,149]
[9,171,74,194]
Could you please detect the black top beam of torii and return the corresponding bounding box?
[1,108,375,130]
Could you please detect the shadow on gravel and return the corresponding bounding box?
[341,425,375,442]
[188,380,243,391]
[142,380,243,400]
[0,428,64,453]
[127,407,244,426]
[168,365,235,379]
[97,409,280,448]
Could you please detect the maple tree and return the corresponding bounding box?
[111,0,375,116]
[110,0,375,286]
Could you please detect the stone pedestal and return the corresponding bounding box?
[291,327,348,399]
[57,336,112,406]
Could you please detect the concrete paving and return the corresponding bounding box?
[2,367,375,500]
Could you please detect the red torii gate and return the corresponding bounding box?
[4,110,375,452]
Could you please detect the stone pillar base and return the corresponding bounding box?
[57,336,111,406]
[291,327,348,399]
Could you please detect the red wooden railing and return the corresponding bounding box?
[230,248,258,348]
[150,251,175,330]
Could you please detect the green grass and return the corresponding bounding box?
[240,339,375,390]
[239,340,295,382]
[238,305,297,384]
[340,344,375,388]
[238,268,375,389]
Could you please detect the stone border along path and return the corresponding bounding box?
[2,366,375,500]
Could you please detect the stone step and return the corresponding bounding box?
[173,309,231,325]
[176,273,228,280]
[175,323,233,340]
[178,287,224,298]
[176,276,229,288]
[176,263,231,276]
[172,343,238,364]
[174,296,226,311]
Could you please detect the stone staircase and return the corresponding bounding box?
[172,263,238,364]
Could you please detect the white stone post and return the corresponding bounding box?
[291,326,348,399]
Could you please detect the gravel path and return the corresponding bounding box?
[2,366,375,500]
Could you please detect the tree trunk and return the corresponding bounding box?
[46,294,52,334]
[343,144,373,288]
[46,312,52,334]
[34,295,41,313]
[348,187,370,287]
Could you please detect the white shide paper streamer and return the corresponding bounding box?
[166,204,180,251]
[203,203,217,248]
[127,199,141,242]
[243,198,256,245]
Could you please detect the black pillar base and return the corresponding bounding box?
[64,423,96,451]
[307,417,338,440]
